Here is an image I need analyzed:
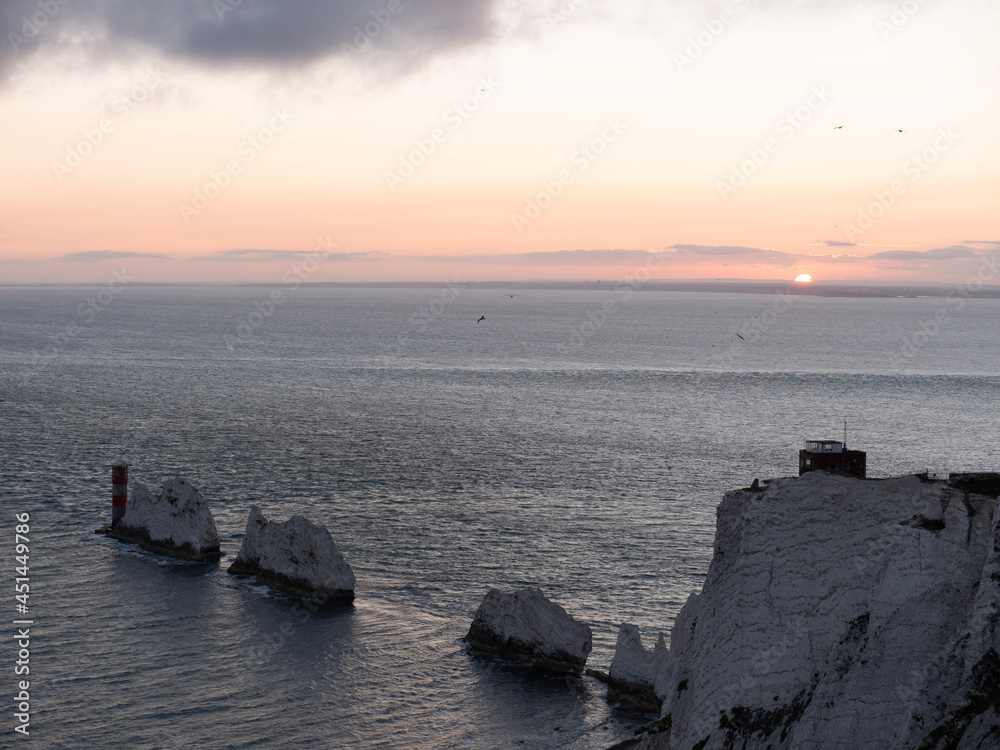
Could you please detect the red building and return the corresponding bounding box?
[799,440,866,478]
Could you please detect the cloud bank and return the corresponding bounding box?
[418,248,662,265]
[191,248,385,261]
[670,244,799,266]
[1,0,499,78]
[869,246,981,261]
[58,250,171,262]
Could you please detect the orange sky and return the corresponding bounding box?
[1,0,998,285]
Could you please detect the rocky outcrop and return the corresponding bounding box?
[632,472,1000,750]
[609,624,667,712]
[106,478,221,562]
[227,506,356,601]
[465,587,592,672]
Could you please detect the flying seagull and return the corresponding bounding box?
[477,315,486,323]
[736,333,745,341]
[504,294,518,298]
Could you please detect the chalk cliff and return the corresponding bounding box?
[608,624,667,712]
[631,471,1000,750]
[228,506,356,601]
[465,587,593,672]
[108,478,221,562]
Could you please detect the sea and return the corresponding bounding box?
[1,284,999,749]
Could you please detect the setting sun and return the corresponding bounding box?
[795,274,814,283]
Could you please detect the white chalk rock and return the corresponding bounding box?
[609,624,666,711]
[634,472,1000,750]
[228,506,356,601]
[465,587,592,672]
[111,478,221,562]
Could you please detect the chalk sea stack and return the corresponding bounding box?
[227,506,356,602]
[631,471,1000,750]
[465,587,592,672]
[608,624,666,712]
[105,478,222,562]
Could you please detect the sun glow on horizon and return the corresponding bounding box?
[0,1,997,284]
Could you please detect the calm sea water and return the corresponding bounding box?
[1,285,999,749]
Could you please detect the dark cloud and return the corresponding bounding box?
[1,0,498,78]
[58,250,171,262]
[191,248,384,261]
[868,246,980,261]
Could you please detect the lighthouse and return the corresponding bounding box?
[109,464,130,528]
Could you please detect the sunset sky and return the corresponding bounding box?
[1,0,998,284]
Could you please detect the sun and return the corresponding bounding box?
[795,274,813,283]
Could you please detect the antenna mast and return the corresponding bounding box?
[844,419,847,449]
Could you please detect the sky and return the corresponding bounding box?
[1,0,998,285]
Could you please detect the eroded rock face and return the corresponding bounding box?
[108,478,221,562]
[228,506,356,601]
[465,587,592,672]
[634,472,1000,750]
[609,624,667,712]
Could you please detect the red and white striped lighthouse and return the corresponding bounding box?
[109,464,130,528]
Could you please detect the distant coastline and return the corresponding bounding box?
[4,280,1000,299]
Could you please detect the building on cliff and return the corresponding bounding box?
[798,439,866,478]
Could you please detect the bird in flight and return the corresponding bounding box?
[477,315,486,323]
[834,126,843,130]
[504,294,518,298]
[896,129,908,133]
[736,333,745,341]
